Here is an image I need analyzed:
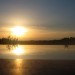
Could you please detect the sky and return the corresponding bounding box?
[0,0,75,40]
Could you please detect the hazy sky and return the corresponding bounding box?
[0,0,75,40]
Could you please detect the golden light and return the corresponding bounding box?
[14,59,23,75]
[11,26,28,36]
[12,46,25,55]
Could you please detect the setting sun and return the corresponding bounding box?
[11,26,28,36]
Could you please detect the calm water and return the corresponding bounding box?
[0,45,75,75]
[0,45,75,59]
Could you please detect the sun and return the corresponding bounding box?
[11,26,27,36]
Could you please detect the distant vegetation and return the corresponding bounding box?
[0,36,75,45]
[0,36,18,45]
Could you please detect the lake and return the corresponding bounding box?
[0,45,75,75]
[0,45,75,59]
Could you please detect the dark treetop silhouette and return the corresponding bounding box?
[0,36,75,45]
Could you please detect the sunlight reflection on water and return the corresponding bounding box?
[0,45,75,59]
[14,59,23,75]
[11,46,25,55]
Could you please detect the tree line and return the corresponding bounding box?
[0,36,75,45]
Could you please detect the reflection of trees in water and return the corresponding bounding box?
[64,44,69,48]
[6,45,25,55]
[6,45,18,52]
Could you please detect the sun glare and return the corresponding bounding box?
[11,26,28,36]
[12,46,25,55]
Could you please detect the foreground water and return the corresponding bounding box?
[0,45,75,59]
[0,59,75,75]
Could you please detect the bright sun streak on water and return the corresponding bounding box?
[12,46,25,55]
[11,26,28,36]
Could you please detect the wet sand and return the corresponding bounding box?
[0,59,75,75]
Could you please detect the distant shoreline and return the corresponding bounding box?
[0,37,75,45]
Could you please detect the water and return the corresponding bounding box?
[0,45,75,59]
[0,59,75,75]
[0,45,75,75]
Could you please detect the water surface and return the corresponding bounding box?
[0,45,75,75]
[0,59,75,75]
[0,45,75,59]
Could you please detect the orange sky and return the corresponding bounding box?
[0,26,75,40]
[0,0,75,40]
